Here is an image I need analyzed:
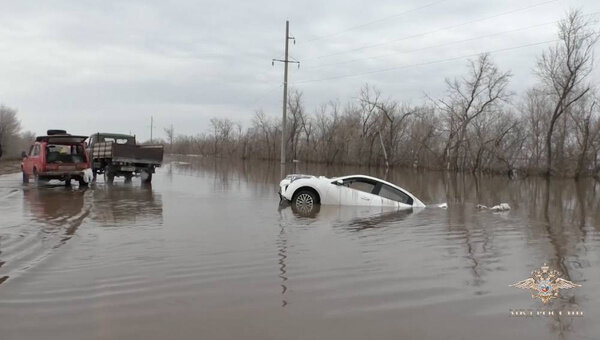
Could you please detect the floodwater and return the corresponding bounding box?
[1,156,600,340]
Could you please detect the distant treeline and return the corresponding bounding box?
[162,11,600,178]
[0,105,35,160]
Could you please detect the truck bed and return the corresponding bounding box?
[92,142,164,165]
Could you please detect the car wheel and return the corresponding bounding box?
[292,190,318,214]
[22,170,29,183]
[140,169,152,184]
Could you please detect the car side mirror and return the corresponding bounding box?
[21,151,27,159]
[336,179,343,185]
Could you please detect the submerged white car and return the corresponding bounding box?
[279,174,425,212]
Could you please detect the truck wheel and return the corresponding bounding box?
[105,171,115,184]
[140,169,152,184]
[22,170,29,183]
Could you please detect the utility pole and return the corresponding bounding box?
[272,20,299,165]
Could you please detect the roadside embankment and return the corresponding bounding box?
[0,160,21,175]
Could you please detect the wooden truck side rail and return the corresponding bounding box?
[91,141,114,159]
[112,144,163,165]
[91,142,163,165]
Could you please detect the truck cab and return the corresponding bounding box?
[21,130,90,186]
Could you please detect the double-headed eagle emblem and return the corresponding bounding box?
[510,264,581,304]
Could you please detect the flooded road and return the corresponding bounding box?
[1,156,600,339]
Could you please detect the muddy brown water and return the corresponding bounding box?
[0,156,599,339]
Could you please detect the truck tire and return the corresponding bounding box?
[78,178,88,187]
[105,171,115,184]
[140,169,152,184]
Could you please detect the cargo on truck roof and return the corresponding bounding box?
[35,129,88,144]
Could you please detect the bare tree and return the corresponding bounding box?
[570,93,599,178]
[164,125,174,153]
[0,105,22,159]
[252,110,278,160]
[435,54,512,171]
[536,10,598,176]
[286,89,306,161]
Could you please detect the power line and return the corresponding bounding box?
[249,83,283,108]
[301,0,450,44]
[303,0,558,61]
[293,39,558,85]
[303,10,600,71]
[303,21,555,71]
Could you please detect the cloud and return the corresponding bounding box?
[0,0,598,141]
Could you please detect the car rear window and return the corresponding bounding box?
[46,144,85,164]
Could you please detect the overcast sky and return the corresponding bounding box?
[1,0,599,141]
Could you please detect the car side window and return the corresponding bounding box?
[378,184,413,205]
[342,178,376,194]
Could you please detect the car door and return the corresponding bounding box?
[374,183,414,209]
[25,144,40,174]
[22,145,34,175]
[331,177,382,206]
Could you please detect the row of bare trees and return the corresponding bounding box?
[0,105,35,160]
[165,11,599,178]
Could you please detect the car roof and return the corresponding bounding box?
[92,133,134,139]
[334,174,415,194]
[35,135,88,143]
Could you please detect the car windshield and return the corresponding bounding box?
[46,144,85,164]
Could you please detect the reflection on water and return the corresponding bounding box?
[88,184,163,226]
[0,156,599,339]
[0,180,163,288]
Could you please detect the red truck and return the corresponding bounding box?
[21,130,91,186]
